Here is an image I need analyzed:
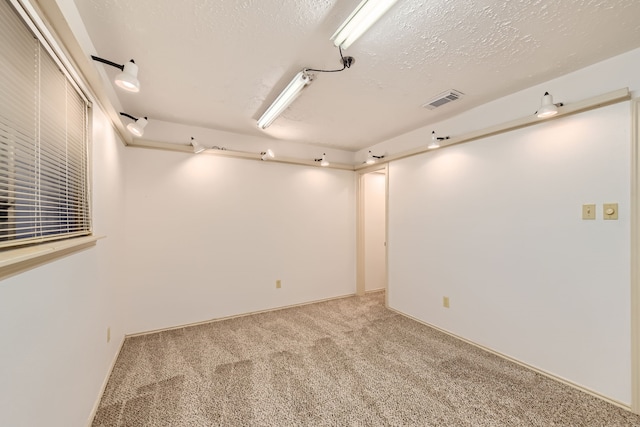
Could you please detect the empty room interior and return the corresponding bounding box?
[2,0,640,425]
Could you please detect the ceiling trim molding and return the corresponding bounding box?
[131,88,630,171]
[354,87,631,170]
[129,139,356,171]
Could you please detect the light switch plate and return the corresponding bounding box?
[603,203,618,220]
[582,204,596,220]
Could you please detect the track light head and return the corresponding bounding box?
[120,112,148,137]
[315,153,330,167]
[261,149,275,161]
[115,60,140,93]
[428,131,440,149]
[366,151,376,165]
[127,117,147,137]
[191,137,205,154]
[365,150,384,165]
[536,91,563,118]
[429,131,450,149]
[92,56,140,93]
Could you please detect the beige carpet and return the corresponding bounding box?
[92,292,640,426]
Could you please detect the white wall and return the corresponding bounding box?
[122,148,356,334]
[0,100,356,425]
[364,172,386,292]
[388,101,632,404]
[1,6,637,424]
[0,105,127,427]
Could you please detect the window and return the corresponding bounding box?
[0,0,91,250]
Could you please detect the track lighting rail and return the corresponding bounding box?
[354,87,630,170]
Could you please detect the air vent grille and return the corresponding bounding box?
[422,89,464,110]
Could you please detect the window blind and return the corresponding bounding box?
[0,0,91,249]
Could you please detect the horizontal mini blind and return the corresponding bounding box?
[0,0,90,249]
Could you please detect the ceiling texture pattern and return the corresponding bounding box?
[74,0,640,151]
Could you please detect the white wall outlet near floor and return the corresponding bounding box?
[107,327,111,343]
[443,296,450,308]
[276,280,281,289]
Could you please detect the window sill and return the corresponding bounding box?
[0,235,104,281]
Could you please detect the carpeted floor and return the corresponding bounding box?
[92,292,640,426]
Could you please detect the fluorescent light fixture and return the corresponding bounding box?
[537,92,561,118]
[191,137,205,154]
[331,0,399,49]
[258,71,313,129]
[120,112,148,137]
[91,56,140,93]
[261,149,275,161]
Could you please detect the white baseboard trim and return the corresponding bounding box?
[126,292,359,338]
[388,307,632,412]
[86,335,126,427]
[365,288,385,294]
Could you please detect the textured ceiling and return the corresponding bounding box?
[73,0,640,151]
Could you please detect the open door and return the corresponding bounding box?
[356,165,388,298]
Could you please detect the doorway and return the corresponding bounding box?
[356,165,388,298]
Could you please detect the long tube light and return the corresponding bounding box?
[331,0,399,49]
[257,70,313,129]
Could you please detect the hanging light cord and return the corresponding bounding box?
[304,47,355,73]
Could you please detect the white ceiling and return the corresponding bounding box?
[73,0,640,152]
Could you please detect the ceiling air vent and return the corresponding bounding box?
[422,89,464,110]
